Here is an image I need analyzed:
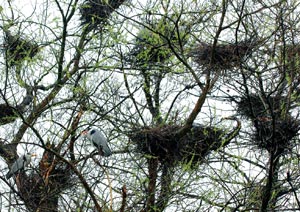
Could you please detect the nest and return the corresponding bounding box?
[129,125,227,166]
[126,20,188,67]
[0,95,33,125]
[16,165,75,211]
[0,104,18,125]
[127,30,172,66]
[190,39,257,69]
[236,94,283,119]
[236,94,299,152]
[80,0,125,29]
[4,31,39,67]
[253,116,300,153]
[13,146,75,211]
[0,104,27,125]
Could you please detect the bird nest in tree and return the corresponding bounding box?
[129,125,229,166]
[0,95,33,125]
[16,165,75,211]
[126,20,188,67]
[126,30,172,66]
[4,31,39,67]
[0,105,19,125]
[236,94,300,153]
[236,94,283,119]
[253,116,300,153]
[190,39,257,69]
[80,0,126,29]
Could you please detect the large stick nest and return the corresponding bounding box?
[4,31,39,67]
[14,146,75,211]
[236,94,300,153]
[16,164,75,211]
[0,104,20,125]
[0,95,33,125]
[126,31,172,66]
[125,20,189,67]
[253,116,300,153]
[236,94,283,119]
[190,39,258,69]
[129,125,227,166]
[80,0,126,30]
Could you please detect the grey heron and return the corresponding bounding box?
[6,153,36,179]
[81,128,112,157]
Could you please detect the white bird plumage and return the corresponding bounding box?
[6,153,36,179]
[81,128,112,157]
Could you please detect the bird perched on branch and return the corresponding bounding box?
[81,128,112,157]
[6,153,36,179]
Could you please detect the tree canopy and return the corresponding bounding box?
[0,0,300,211]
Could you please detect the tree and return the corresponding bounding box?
[0,0,300,211]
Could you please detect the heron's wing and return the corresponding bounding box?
[91,131,107,146]
[14,157,25,171]
[92,132,112,157]
[99,140,112,156]
[6,157,24,179]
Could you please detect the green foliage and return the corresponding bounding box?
[127,16,189,67]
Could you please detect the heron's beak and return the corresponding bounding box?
[81,130,88,136]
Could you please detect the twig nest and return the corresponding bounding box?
[16,164,74,211]
[127,28,172,66]
[253,116,300,153]
[126,19,188,67]
[190,39,257,69]
[236,94,299,153]
[80,0,126,30]
[237,94,282,119]
[0,94,33,125]
[0,104,18,125]
[129,124,226,166]
[4,31,39,67]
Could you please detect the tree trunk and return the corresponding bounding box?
[156,164,174,211]
[145,158,159,211]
